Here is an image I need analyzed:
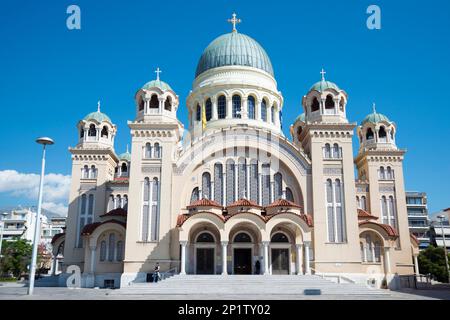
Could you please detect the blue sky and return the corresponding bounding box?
[0,0,449,215]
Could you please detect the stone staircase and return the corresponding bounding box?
[114,274,391,297]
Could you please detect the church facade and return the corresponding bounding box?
[57,15,420,289]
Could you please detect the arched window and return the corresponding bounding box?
[145,143,152,159]
[261,163,271,206]
[366,128,374,140]
[234,232,252,243]
[360,242,365,262]
[248,96,256,119]
[150,178,160,241]
[149,95,159,109]
[311,97,320,112]
[138,98,145,111]
[379,166,385,180]
[326,179,345,243]
[80,128,84,139]
[218,95,226,119]
[325,95,335,113]
[121,162,128,174]
[202,172,211,200]
[164,97,172,111]
[271,232,289,243]
[88,124,96,137]
[390,130,394,141]
[356,196,360,208]
[226,160,235,205]
[214,163,223,205]
[100,241,107,261]
[101,126,108,138]
[232,95,241,118]
[154,143,161,158]
[339,99,345,112]
[388,196,396,228]
[114,194,122,209]
[333,143,341,158]
[238,158,246,199]
[190,187,199,203]
[205,98,212,121]
[261,99,267,121]
[324,143,331,158]
[82,165,89,179]
[142,178,150,241]
[249,160,258,203]
[196,104,201,122]
[271,105,276,123]
[81,194,87,214]
[123,195,128,210]
[361,196,367,211]
[87,194,94,221]
[386,166,393,179]
[196,232,215,243]
[108,234,115,261]
[379,126,387,142]
[274,172,283,199]
[285,187,294,202]
[90,165,97,179]
[381,196,388,225]
[116,241,124,261]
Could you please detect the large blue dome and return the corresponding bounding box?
[195,32,274,78]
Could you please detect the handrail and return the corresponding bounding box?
[309,267,355,284]
[160,267,178,280]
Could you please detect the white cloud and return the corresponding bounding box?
[0,170,71,215]
[42,202,69,216]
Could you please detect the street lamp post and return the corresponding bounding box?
[437,214,450,284]
[28,137,54,295]
[0,221,4,261]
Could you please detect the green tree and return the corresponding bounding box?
[0,238,33,278]
[418,246,450,283]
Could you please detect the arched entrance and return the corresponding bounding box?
[232,232,254,274]
[270,232,291,275]
[195,231,216,274]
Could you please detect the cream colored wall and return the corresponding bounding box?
[305,126,364,274]
[63,150,117,272]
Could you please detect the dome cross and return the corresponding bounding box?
[372,102,377,114]
[227,13,241,32]
[155,67,162,81]
[320,68,326,81]
[97,100,101,112]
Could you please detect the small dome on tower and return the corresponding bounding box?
[119,151,131,162]
[361,111,391,125]
[142,79,173,92]
[294,113,305,124]
[309,80,340,92]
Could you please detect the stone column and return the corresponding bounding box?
[212,97,218,120]
[158,98,164,114]
[263,241,270,275]
[221,242,228,275]
[304,242,311,275]
[384,247,391,274]
[242,97,248,119]
[51,255,56,276]
[234,164,238,201]
[222,167,226,206]
[255,99,260,121]
[414,255,419,276]
[89,246,96,274]
[180,241,187,275]
[258,174,263,205]
[226,97,232,119]
[211,180,215,201]
[296,244,303,275]
[246,164,250,199]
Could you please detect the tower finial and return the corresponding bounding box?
[372,102,377,114]
[97,100,101,112]
[320,68,326,81]
[155,67,162,81]
[227,12,241,32]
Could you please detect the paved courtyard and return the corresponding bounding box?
[0,283,449,300]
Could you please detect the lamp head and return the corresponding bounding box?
[36,137,54,146]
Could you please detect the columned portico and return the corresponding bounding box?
[296,244,303,275]
[304,241,311,275]
[384,247,391,274]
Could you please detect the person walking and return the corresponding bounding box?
[153,262,161,283]
[255,260,261,275]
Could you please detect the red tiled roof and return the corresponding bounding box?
[359,221,399,237]
[227,198,262,209]
[357,209,378,220]
[265,198,302,209]
[176,214,190,227]
[187,198,223,209]
[50,232,65,244]
[100,207,128,217]
[81,219,126,236]
[265,212,314,227]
